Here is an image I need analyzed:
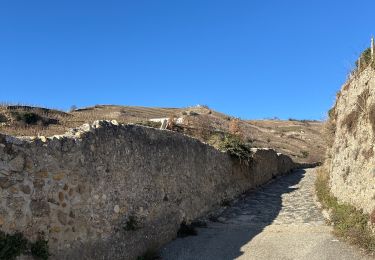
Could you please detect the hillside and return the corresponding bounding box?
[0,104,324,163]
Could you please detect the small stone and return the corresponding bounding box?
[92,120,101,128]
[30,200,50,217]
[33,178,45,190]
[47,197,59,205]
[9,186,18,193]
[39,136,47,142]
[0,177,15,189]
[111,120,119,125]
[94,195,99,200]
[53,173,65,181]
[20,184,31,194]
[63,184,69,191]
[114,205,120,213]
[76,183,85,194]
[102,194,107,200]
[24,158,34,170]
[217,217,226,222]
[36,170,49,178]
[0,169,10,176]
[75,131,84,138]
[81,123,92,132]
[50,226,61,233]
[58,192,64,202]
[57,210,68,225]
[8,155,25,172]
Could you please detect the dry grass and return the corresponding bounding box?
[315,167,375,252]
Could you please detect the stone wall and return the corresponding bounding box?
[0,121,296,259]
[327,67,375,214]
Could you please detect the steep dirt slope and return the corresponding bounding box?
[325,67,375,214]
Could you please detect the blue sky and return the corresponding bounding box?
[0,1,374,120]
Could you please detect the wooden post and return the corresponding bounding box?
[372,37,374,61]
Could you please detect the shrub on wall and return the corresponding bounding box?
[218,134,252,164]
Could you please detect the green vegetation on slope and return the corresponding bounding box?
[315,168,375,252]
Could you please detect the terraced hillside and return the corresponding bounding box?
[0,104,324,163]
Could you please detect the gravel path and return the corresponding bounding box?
[160,168,373,260]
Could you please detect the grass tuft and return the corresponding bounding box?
[30,236,50,260]
[315,167,375,252]
[0,232,28,260]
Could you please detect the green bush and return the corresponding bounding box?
[0,114,7,123]
[0,232,28,260]
[30,237,50,260]
[218,134,252,164]
[0,231,49,260]
[13,112,41,125]
[356,48,372,69]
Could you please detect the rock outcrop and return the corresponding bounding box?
[0,121,297,259]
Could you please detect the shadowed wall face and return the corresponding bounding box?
[0,121,295,259]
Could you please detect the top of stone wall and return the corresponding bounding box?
[0,120,172,145]
[0,120,300,167]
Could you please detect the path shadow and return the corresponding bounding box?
[160,169,307,260]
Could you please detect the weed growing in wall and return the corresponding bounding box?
[123,216,139,231]
[0,231,49,260]
[218,134,252,164]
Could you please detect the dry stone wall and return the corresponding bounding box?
[0,121,296,259]
[327,67,375,214]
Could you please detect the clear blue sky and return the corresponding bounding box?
[0,1,374,120]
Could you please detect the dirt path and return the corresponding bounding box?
[160,168,372,260]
